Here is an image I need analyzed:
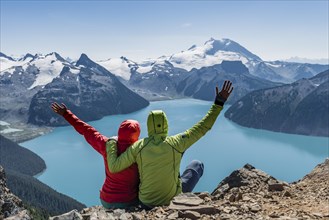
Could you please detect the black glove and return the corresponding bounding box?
[214,80,233,106]
[214,94,227,106]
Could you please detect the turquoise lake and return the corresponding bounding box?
[21,99,329,207]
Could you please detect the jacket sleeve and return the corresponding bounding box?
[106,139,137,173]
[166,104,223,153]
[63,110,108,155]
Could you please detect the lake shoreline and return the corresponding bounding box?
[20,99,329,206]
[3,97,327,144]
[4,98,187,144]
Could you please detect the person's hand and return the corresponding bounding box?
[51,102,68,116]
[214,80,233,106]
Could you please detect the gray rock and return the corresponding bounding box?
[4,210,31,220]
[0,166,31,220]
[172,193,203,206]
[49,209,83,220]
[197,192,211,200]
[222,207,232,214]
[178,210,201,220]
[131,213,143,220]
[228,194,236,202]
[167,211,178,219]
[113,209,126,218]
[169,203,219,215]
[250,203,262,213]
[119,213,133,220]
[268,180,285,191]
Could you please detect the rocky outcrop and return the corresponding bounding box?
[50,159,329,220]
[0,166,31,219]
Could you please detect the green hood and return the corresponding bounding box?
[147,110,168,137]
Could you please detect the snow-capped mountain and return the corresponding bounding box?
[225,70,329,137]
[257,61,328,82]
[96,56,138,81]
[168,38,262,71]
[284,57,329,65]
[127,60,188,100]
[0,52,35,72]
[0,52,71,89]
[94,38,327,101]
[18,53,37,62]
[96,38,328,84]
[95,38,263,82]
[0,52,16,61]
[27,53,70,89]
[163,38,328,83]
[28,54,149,126]
[0,52,72,123]
[0,52,149,126]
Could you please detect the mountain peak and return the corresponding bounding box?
[187,44,197,50]
[76,53,96,68]
[21,53,36,61]
[54,52,67,62]
[202,38,261,61]
[0,52,16,61]
[120,56,128,61]
[204,37,230,46]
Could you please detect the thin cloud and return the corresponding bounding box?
[181,23,192,28]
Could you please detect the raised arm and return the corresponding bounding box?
[51,102,108,155]
[167,81,233,152]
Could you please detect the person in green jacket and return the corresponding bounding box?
[106,80,233,208]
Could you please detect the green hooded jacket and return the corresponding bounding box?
[106,104,223,206]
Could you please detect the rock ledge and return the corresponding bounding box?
[48,159,329,219]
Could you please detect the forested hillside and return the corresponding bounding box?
[0,135,86,218]
[6,170,85,216]
[0,134,45,175]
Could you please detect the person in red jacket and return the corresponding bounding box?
[51,102,140,209]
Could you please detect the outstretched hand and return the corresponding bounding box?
[51,102,68,116]
[215,80,233,106]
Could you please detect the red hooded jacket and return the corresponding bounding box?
[63,110,140,203]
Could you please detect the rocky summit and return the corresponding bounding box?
[0,166,31,220]
[50,159,329,220]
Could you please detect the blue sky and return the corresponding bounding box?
[1,1,328,62]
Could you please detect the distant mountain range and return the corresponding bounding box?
[0,52,149,126]
[283,57,328,65]
[28,53,149,126]
[94,38,328,83]
[225,70,329,137]
[0,37,328,131]
[0,52,71,124]
[175,61,281,104]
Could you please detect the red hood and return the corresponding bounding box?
[117,119,141,146]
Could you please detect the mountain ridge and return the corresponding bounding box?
[225,69,329,137]
[0,38,328,138]
[1,38,327,83]
[28,54,150,126]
